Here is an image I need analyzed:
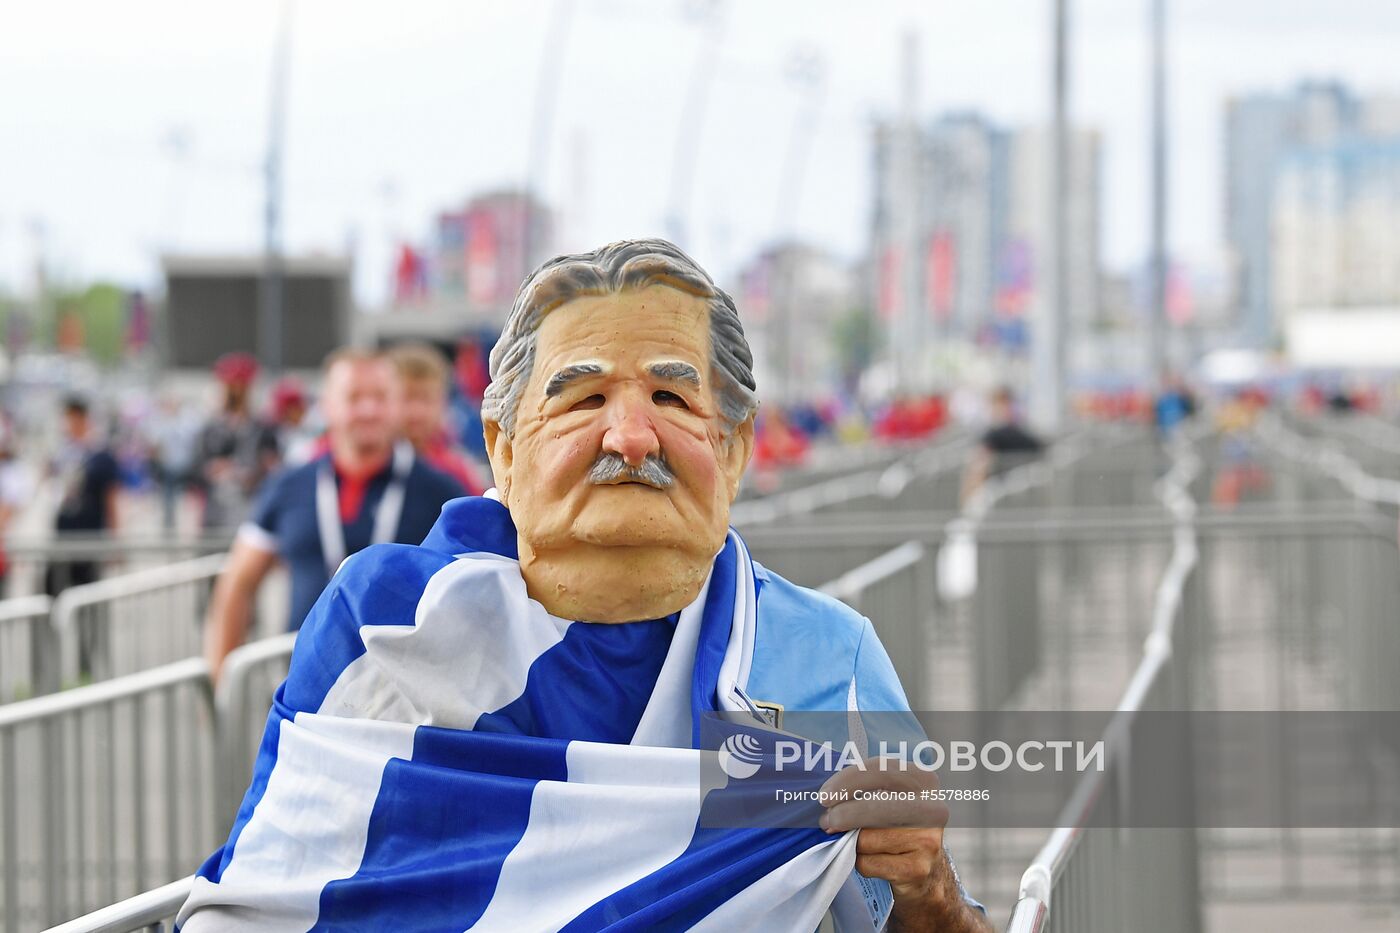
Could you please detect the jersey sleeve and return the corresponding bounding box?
[238,470,287,553]
[852,617,914,714]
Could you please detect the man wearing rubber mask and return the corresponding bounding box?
[182,240,988,932]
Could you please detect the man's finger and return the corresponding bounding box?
[854,851,937,891]
[854,827,943,857]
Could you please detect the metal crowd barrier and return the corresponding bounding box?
[1187,506,1400,908]
[1193,425,1400,912]
[1003,420,1400,928]
[1006,434,1203,933]
[0,596,52,704]
[42,877,191,933]
[733,440,905,502]
[1,536,230,602]
[212,632,297,827]
[1261,413,1400,513]
[730,434,975,526]
[1257,415,1400,713]
[1301,413,1400,484]
[1,635,296,932]
[49,555,227,690]
[0,659,217,930]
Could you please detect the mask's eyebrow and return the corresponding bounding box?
[544,361,608,398]
[647,361,701,388]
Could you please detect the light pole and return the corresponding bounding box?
[772,48,826,404]
[664,0,727,248]
[524,0,575,268]
[1148,0,1169,391]
[259,0,293,375]
[891,29,921,397]
[1032,0,1069,433]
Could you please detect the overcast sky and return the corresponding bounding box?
[3,0,1399,305]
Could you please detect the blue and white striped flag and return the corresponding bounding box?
[180,497,882,931]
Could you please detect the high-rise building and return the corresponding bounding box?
[1224,81,1400,346]
[1273,138,1400,314]
[916,114,1007,337]
[869,112,1100,373]
[871,114,1005,344]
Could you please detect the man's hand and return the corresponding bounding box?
[819,758,992,933]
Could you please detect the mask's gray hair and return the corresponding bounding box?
[482,238,759,438]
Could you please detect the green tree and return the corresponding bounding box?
[51,283,126,365]
[831,305,879,392]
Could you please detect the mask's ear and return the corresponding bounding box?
[720,415,756,504]
[483,419,514,505]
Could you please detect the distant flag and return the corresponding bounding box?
[465,208,500,308]
[454,337,491,403]
[925,232,956,321]
[877,246,901,320]
[393,245,429,305]
[741,257,771,323]
[125,290,150,353]
[1167,262,1193,325]
[995,238,1033,318]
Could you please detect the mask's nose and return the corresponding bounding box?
[600,393,662,468]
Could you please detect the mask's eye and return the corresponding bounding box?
[569,394,605,412]
[653,390,690,410]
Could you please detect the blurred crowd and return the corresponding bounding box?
[5,342,1400,605]
[0,343,491,595]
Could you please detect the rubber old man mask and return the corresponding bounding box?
[482,244,756,624]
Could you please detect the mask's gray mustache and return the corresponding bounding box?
[589,452,675,489]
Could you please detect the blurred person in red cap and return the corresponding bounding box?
[268,375,320,467]
[388,342,486,495]
[195,352,280,531]
[203,348,467,682]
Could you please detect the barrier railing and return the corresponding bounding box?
[0,658,218,930]
[734,441,906,502]
[1257,415,1400,712]
[41,877,191,933]
[730,435,974,526]
[1259,413,1400,508]
[3,631,297,932]
[212,632,297,826]
[0,596,53,703]
[2,535,229,603]
[49,555,226,688]
[1005,435,1202,933]
[1302,413,1400,482]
